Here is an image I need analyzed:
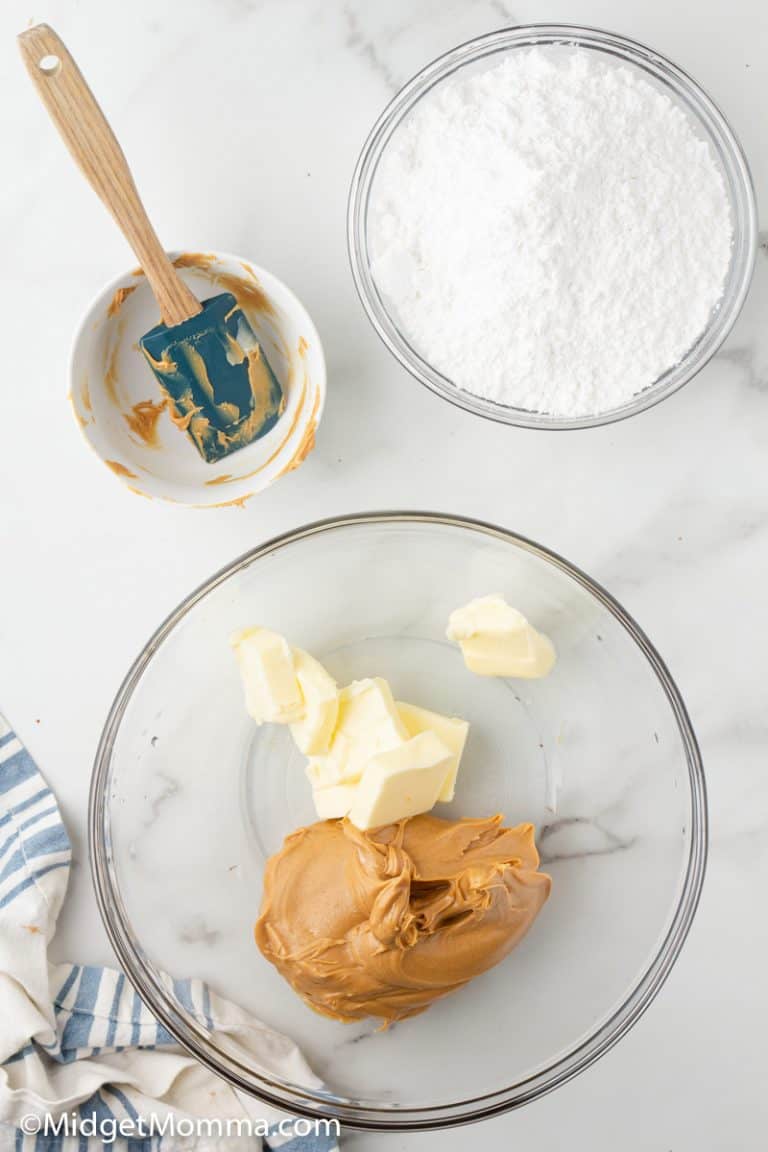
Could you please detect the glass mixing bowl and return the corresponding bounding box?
[90,513,706,1129]
[348,25,757,430]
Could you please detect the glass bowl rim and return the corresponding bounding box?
[89,510,708,1130]
[347,23,758,431]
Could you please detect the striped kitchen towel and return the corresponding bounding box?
[0,714,339,1151]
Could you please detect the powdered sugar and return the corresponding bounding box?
[369,48,733,418]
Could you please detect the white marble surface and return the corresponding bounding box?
[0,0,766,1145]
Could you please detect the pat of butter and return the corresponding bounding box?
[308,677,408,787]
[397,701,468,803]
[447,595,556,679]
[231,627,304,723]
[312,782,357,820]
[348,731,454,831]
[289,649,338,755]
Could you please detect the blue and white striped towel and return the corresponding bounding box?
[0,715,339,1151]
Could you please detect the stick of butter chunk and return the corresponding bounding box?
[230,627,304,724]
[348,731,454,831]
[396,701,468,803]
[312,783,357,820]
[289,649,338,755]
[446,595,556,679]
[308,677,408,788]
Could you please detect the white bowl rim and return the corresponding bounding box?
[68,248,327,507]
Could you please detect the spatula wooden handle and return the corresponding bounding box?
[18,23,202,327]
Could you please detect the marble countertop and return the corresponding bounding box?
[1,0,766,1145]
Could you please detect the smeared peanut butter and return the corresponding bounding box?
[80,375,92,414]
[246,343,284,424]
[278,386,319,476]
[105,460,138,479]
[184,345,240,425]
[70,397,87,429]
[107,284,137,317]
[256,813,550,1025]
[70,386,90,429]
[133,253,273,321]
[155,335,282,461]
[171,251,217,272]
[142,347,178,376]
[284,422,315,472]
[166,397,200,432]
[171,253,274,318]
[207,493,252,509]
[104,320,125,405]
[235,262,275,317]
[124,398,167,448]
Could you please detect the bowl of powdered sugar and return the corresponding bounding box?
[349,25,757,428]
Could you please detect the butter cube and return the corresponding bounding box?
[312,783,357,819]
[231,627,304,723]
[308,677,408,787]
[397,701,469,803]
[289,649,339,755]
[447,595,556,679]
[348,731,454,831]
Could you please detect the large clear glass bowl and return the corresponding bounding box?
[90,513,706,1129]
[348,25,757,430]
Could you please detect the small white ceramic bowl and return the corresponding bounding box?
[70,251,326,507]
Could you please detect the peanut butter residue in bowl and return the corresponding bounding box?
[80,375,92,414]
[278,387,319,476]
[124,398,167,448]
[105,459,138,479]
[103,319,125,406]
[255,813,551,1025]
[171,253,275,318]
[106,284,137,317]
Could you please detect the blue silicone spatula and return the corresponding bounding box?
[19,23,283,463]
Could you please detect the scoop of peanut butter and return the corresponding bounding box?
[255,813,551,1024]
